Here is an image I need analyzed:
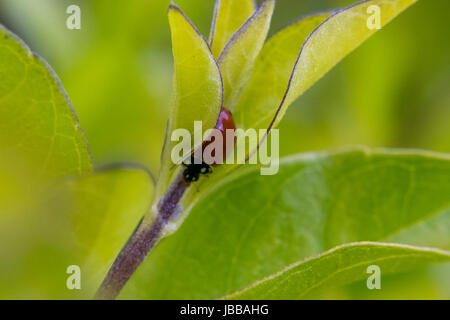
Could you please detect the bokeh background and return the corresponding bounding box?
[0,0,448,299]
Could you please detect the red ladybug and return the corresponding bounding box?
[183,108,236,183]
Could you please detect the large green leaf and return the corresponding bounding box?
[0,26,97,298]
[121,148,450,299]
[234,0,417,132]
[156,4,224,199]
[219,0,275,111]
[225,242,450,299]
[210,0,256,58]
[0,24,92,180]
[0,0,173,173]
[0,167,153,299]
[63,167,154,297]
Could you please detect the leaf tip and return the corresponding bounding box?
[168,2,178,12]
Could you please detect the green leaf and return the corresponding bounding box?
[0,25,95,298]
[225,242,450,299]
[63,167,154,297]
[0,166,153,299]
[0,25,92,180]
[219,0,275,111]
[234,0,417,132]
[210,0,256,58]
[122,148,450,299]
[157,4,224,199]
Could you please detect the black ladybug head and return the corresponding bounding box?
[182,158,212,183]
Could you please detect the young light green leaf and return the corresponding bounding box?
[232,12,331,129]
[157,4,223,199]
[167,4,223,149]
[225,242,450,299]
[234,0,417,132]
[122,148,450,299]
[219,0,275,111]
[210,0,256,58]
[0,25,92,180]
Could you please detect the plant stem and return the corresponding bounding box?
[95,170,188,300]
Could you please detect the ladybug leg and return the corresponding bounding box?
[183,169,192,183]
[199,162,212,175]
[191,172,200,182]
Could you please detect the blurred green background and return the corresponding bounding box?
[0,0,448,299]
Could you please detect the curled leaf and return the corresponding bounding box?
[157,4,224,199]
[234,0,417,139]
[219,0,275,111]
[210,0,256,58]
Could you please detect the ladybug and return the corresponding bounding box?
[182,107,236,183]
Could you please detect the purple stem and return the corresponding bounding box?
[95,170,188,300]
